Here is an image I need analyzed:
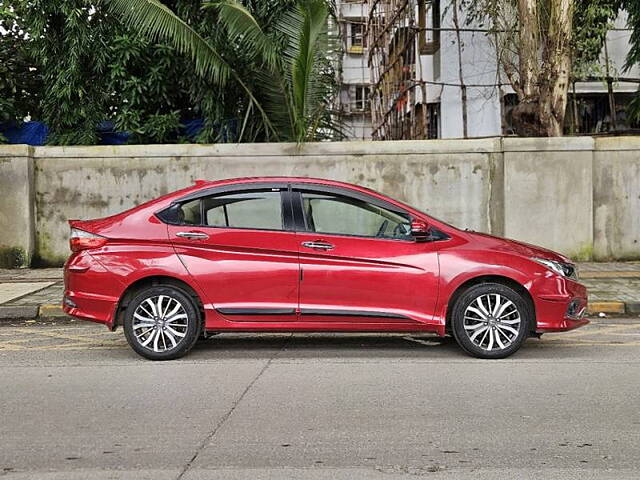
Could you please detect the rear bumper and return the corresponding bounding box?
[532,276,589,333]
[62,292,118,328]
[63,252,122,329]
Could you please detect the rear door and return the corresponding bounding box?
[293,187,441,325]
[166,185,300,322]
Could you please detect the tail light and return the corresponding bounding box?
[69,228,107,252]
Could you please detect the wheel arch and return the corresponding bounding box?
[112,275,205,331]
[445,275,536,333]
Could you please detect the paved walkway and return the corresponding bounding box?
[0,263,639,319]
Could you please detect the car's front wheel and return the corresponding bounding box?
[451,282,532,359]
[123,286,201,360]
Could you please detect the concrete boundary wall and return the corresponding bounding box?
[1,137,638,266]
[0,145,35,267]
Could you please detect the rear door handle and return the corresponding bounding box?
[301,241,334,251]
[176,231,209,240]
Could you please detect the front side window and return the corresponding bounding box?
[300,192,411,239]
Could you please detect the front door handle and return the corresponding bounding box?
[176,231,209,240]
[301,241,334,251]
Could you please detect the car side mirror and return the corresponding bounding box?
[410,219,431,242]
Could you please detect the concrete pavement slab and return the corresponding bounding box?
[0,281,54,304]
[579,262,640,272]
[3,283,62,306]
[0,268,62,282]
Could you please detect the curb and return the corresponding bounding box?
[0,305,39,320]
[587,302,626,315]
[38,304,67,318]
[0,304,65,322]
[586,301,640,315]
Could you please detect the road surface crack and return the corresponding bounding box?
[175,335,291,480]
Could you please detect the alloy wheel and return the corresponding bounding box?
[463,293,522,351]
[132,295,189,353]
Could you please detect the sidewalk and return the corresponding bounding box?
[0,263,639,321]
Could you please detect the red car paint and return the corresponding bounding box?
[63,177,588,337]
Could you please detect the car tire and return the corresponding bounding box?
[451,282,532,359]
[123,285,201,360]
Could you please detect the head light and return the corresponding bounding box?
[531,257,577,279]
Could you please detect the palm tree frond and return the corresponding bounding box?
[108,0,280,140]
[205,0,279,70]
[108,0,232,86]
[276,0,330,141]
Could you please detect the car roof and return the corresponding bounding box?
[190,176,396,199]
[194,176,363,188]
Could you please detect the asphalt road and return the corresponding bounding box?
[1,317,640,479]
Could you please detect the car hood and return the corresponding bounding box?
[463,230,572,264]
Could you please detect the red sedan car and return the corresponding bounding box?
[63,177,588,360]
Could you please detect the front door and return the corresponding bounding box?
[167,187,299,322]
[293,188,440,326]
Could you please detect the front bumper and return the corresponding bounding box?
[532,274,589,333]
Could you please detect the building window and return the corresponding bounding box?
[418,0,440,55]
[341,85,370,113]
[427,103,440,139]
[354,85,370,111]
[414,103,440,139]
[347,85,370,112]
[347,22,366,54]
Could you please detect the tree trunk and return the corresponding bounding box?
[510,0,574,137]
[517,0,539,100]
[539,0,574,136]
[511,0,543,136]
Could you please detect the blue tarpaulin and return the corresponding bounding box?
[97,121,131,145]
[0,121,49,146]
[0,118,237,145]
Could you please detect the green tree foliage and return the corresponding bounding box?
[622,1,640,123]
[109,0,342,142]
[0,2,41,142]
[0,0,339,144]
[17,1,115,144]
[572,0,622,79]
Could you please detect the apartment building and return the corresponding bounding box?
[335,0,640,140]
[335,1,373,140]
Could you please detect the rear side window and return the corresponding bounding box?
[202,191,283,230]
[179,199,202,225]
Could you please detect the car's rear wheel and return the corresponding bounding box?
[123,286,201,360]
[451,282,531,359]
